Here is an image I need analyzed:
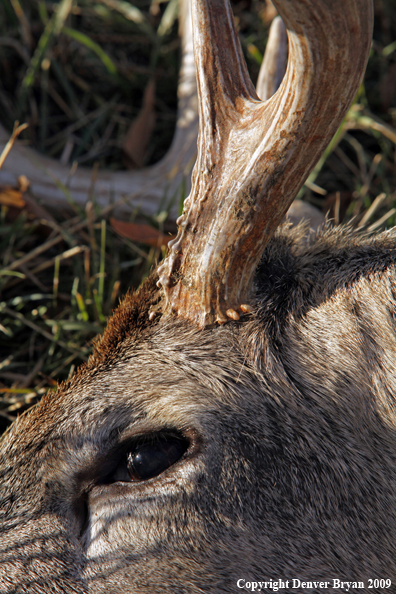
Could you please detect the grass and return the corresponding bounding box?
[0,0,395,434]
[0,0,181,166]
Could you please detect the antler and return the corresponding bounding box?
[256,16,287,102]
[157,0,373,327]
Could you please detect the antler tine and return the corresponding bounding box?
[256,16,287,102]
[157,0,373,328]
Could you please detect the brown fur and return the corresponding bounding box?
[90,273,160,368]
[1,223,396,593]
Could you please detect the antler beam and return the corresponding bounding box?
[157,0,373,327]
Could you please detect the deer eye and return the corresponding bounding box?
[127,436,188,480]
[109,433,189,483]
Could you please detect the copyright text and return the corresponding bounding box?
[236,579,392,591]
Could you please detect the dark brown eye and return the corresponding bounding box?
[108,433,189,483]
[126,436,188,481]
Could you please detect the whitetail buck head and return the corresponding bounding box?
[3,0,396,592]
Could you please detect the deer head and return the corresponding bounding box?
[3,0,396,593]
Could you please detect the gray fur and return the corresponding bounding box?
[1,223,396,593]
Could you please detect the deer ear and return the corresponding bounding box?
[157,0,373,328]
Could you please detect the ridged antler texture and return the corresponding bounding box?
[157,0,373,327]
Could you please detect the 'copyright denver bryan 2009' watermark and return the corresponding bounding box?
[236,579,392,592]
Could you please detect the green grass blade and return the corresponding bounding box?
[20,0,73,91]
[62,27,118,76]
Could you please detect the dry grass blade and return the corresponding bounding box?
[0,121,28,170]
[358,192,387,228]
[367,208,396,232]
[348,108,396,144]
